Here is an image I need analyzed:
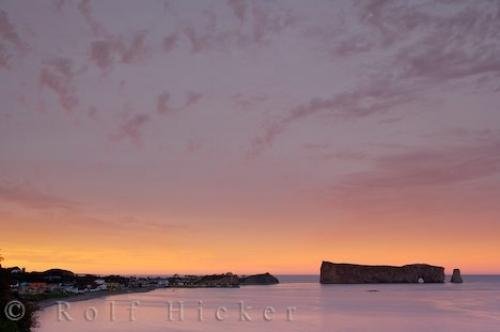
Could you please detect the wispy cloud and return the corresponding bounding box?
[227,0,247,23]
[184,91,203,108]
[341,146,500,189]
[328,137,500,215]
[0,10,27,50]
[114,113,150,146]
[0,9,29,69]
[0,182,74,210]
[181,27,212,54]
[156,90,203,115]
[161,1,298,55]
[251,3,296,45]
[0,44,10,69]
[250,79,415,155]
[306,146,367,162]
[251,0,500,155]
[232,93,268,110]
[89,39,121,72]
[162,31,178,53]
[120,31,149,64]
[77,0,107,37]
[85,106,99,121]
[182,10,217,54]
[186,139,202,153]
[53,0,66,12]
[156,91,171,114]
[89,31,150,72]
[357,0,500,83]
[38,57,81,113]
[99,215,187,232]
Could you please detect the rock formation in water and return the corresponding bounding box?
[239,272,279,285]
[320,261,445,284]
[450,268,463,283]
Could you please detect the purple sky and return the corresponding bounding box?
[1,0,500,274]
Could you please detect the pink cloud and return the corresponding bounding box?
[172,3,297,55]
[78,0,107,37]
[38,57,80,113]
[330,139,500,190]
[53,0,66,12]
[348,147,500,189]
[227,0,247,23]
[251,3,296,44]
[186,139,202,153]
[380,2,500,83]
[0,9,29,69]
[184,91,203,108]
[156,91,171,114]
[0,44,10,69]
[332,35,375,57]
[0,10,27,50]
[89,31,150,72]
[232,93,268,110]
[357,0,431,47]
[251,79,415,155]
[163,31,178,53]
[320,0,500,73]
[87,106,98,120]
[0,181,74,210]
[250,2,500,156]
[183,26,211,54]
[306,147,367,162]
[156,91,202,115]
[89,39,121,72]
[395,35,500,83]
[120,31,148,64]
[249,122,284,158]
[355,0,500,83]
[115,113,150,145]
[178,10,219,54]
[328,136,500,215]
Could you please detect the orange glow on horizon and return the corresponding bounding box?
[2,211,499,275]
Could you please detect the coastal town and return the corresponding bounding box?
[3,265,279,301]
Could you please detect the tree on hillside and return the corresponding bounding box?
[0,253,38,332]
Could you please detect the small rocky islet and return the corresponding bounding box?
[239,272,280,285]
[450,269,463,283]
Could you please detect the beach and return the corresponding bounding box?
[36,286,158,310]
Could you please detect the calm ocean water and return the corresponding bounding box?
[278,274,500,283]
[35,275,500,332]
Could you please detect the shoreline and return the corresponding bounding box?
[36,286,158,310]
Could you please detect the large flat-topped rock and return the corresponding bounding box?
[320,261,445,284]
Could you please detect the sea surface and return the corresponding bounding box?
[35,275,500,332]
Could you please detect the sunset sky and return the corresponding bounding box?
[1,0,500,275]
